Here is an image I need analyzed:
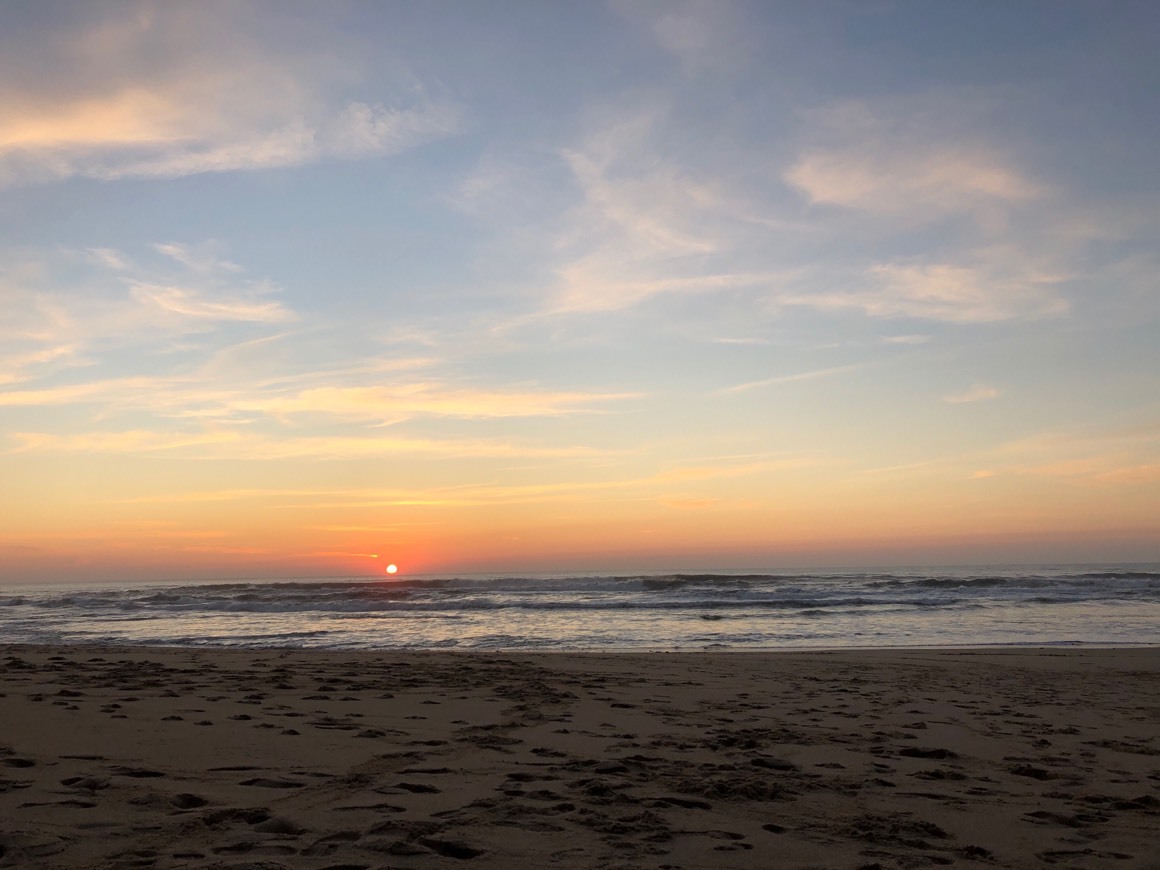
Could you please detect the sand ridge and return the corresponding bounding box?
[1,646,1158,868]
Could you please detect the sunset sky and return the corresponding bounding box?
[2,1,1158,582]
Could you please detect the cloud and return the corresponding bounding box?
[979,421,1160,487]
[457,75,1142,370]
[1092,464,1160,485]
[0,5,457,186]
[865,258,1067,322]
[0,343,85,387]
[4,429,604,461]
[0,370,636,424]
[1,244,296,362]
[559,109,721,259]
[240,384,637,421]
[554,267,780,314]
[719,363,867,395]
[73,102,457,182]
[943,384,1000,404]
[613,0,748,73]
[519,103,806,316]
[6,429,243,453]
[0,378,157,408]
[152,242,242,274]
[653,457,813,482]
[0,241,643,480]
[0,241,304,444]
[479,89,1071,328]
[785,98,1042,219]
[325,101,458,159]
[787,146,1039,216]
[658,496,720,509]
[162,455,809,508]
[442,64,1099,344]
[110,481,642,509]
[765,96,1084,322]
[859,420,1160,489]
[130,284,294,324]
[85,247,134,271]
[776,254,1070,323]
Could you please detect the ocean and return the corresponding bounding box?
[2,564,1158,651]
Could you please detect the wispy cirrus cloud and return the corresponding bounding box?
[130,284,293,324]
[881,335,931,345]
[0,240,639,473]
[0,242,295,381]
[775,254,1069,324]
[0,4,457,186]
[864,421,1160,490]
[853,413,1160,492]
[68,101,457,182]
[718,363,868,395]
[475,86,1079,331]
[554,267,781,315]
[510,103,806,317]
[240,384,637,422]
[612,0,751,74]
[786,144,1039,217]
[943,384,1000,404]
[0,370,636,423]
[0,343,85,387]
[767,97,1080,325]
[4,429,607,461]
[785,98,1042,219]
[7,429,242,454]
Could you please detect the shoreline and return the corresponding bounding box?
[2,645,1158,868]
[4,640,1160,655]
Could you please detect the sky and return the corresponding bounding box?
[2,0,1158,583]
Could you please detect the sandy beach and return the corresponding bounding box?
[1,646,1158,869]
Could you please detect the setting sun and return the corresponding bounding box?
[386,564,398,574]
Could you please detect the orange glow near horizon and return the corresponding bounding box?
[1,449,1159,583]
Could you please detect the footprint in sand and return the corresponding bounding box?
[60,775,108,790]
[253,816,306,834]
[110,766,165,778]
[170,793,209,809]
[239,776,306,789]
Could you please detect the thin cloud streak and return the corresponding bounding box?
[944,384,1000,404]
[84,102,458,181]
[786,146,1039,215]
[0,374,638,424]
[130,284,294,323]
[773,257,1069,324]
[719,363,869,395]
[94,454,813,509]
[5,429,611,461]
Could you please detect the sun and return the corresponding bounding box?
[385,564,398,574]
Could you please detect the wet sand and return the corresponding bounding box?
[1,645,1158,869]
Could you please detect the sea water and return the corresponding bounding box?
[1,564,1158,651]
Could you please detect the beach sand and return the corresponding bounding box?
[1,646,1158,869]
